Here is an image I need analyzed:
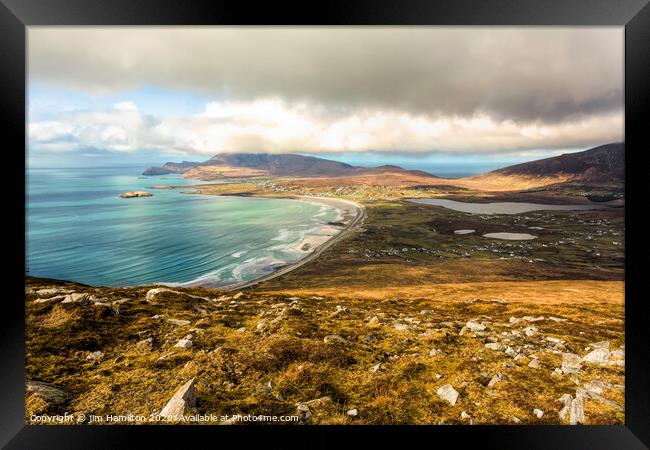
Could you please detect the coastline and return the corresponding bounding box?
[216,194,365,291]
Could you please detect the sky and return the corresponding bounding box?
[28,27,624,172]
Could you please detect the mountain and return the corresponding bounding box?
[461,143,624,191]
[490,143,624,185]
[142,161,199,176]
[143,153,437,180]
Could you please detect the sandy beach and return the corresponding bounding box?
[223,195,364,290]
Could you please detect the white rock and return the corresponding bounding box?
[61,293,90,304]
[582,348,610,365]
[460,411,472,420]
[436,384,459,406]
[323,335,347,344]
[561,353,582,374]
[346,409,358,417]
[86,351,104,361]
[159,379,197,420]
[174,339,193,349]
[528,359,540,369]
[429,349,442,356]
[393,324,409,331]
[167,318,191,326]
[36,288,74,296]
[523,326,538,337]
[485,343,503,351]
[233,292,244,299]
[487,373,508,388]
[34,295,66,304]
[533,409,544,419]
[368,316,381,327]
[466,321,486,332]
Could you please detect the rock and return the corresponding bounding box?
[174,339,193,349]
[460,411,472,420]
[323,335,347,344]
[119,191,152,198]
[523,326,538,337]
[485,343,503,351]
[558,394,573,421]
[256,320,267,332]
[504,346,517,357]
[420,310,433,316]
[370,363,382,373]
[583,380,610,395]
[582,348,610,366]
[86,351,104,361]
[26,381,70,406]
[136,338,153,351]
[487,373,509,388]
[393,324,409,331]
[367,316,381,327]
[236,327,247,333]
[591,341,610,350]
[509,317,522,324]
[533,409,544,419]
[549,316,568,322]
[296,404,312,425]
[233,292,244,299]
[609,349,625,360]
[335,305,349,313]
[159,379,197,420]
[465,321,486,332]
[364,335,379,344]
[436,384,459,406]
[512,416,521,424]
[34,295,66,304]
[429,348,442,356]
[167,318,191,327]
[35,288,75,297]
[258,380,274,394]
[528,359,540,369]
[303,396,332,408]
[346,409,358,417]
[523,316,545,322]
[570,391,585,425]
[561,353,582,374]
[61,293,90,304]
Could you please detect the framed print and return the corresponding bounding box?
[1,0,648,448]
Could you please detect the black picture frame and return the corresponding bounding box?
[2,0,648,448]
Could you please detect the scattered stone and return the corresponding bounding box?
[346,409,358,417]
[258,380,274,394]
[296,404,312,425]
[512,416,521,424]
[393,323,409,331]
[582,348,610,366]
[26,381,70,408]
[561,353,582,374]
[323,335,347,344]
[167,318,191,327]
[504,347,517,357]
[549,316,568,322]
[533,409,544,419]
[436,384,459,406]
[429,348,442,356]
[34,295,66,304]
[485,343,503,351]
[335,305,349,313]
[523,316,545,322]
[136,338,153,351]
[465,321,486,332]
[370,363,382,373]
[159,379,197,420]
[487,373,509,388]
[367,316,381,327]
[85,351,104,361]
[236,327,247,333]
[233,292,244,299]
[174,339,193,349]
[36,288,75,297]
[460,411,472,421]
[364,335,379,344]
[523,326,538,337]
[61,293,90,304]
[528,359,540,369]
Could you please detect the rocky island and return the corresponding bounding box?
[119,191,153,199]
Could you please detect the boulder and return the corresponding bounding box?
[26,381,70,406]
[582,348,610,366]
[561,353,582,374]
[61,293,90,304]
[323,335,347,344]
[465,321,486,332]
[174,339,193,349]
[296,404,312,425]
[436,384,459,406]
[487,373,509,388]
[159,379,198,420]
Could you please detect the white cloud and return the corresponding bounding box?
[28,98,623,158]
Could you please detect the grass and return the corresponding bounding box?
[25,277,624,425]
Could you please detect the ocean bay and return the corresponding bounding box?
[27,167,340,287]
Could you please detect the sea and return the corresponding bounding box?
[26,167,341,288]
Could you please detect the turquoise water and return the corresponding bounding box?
[26,167,340,287]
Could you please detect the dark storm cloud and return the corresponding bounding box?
[28,27,623,125]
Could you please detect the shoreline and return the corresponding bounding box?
[216,194,365,291]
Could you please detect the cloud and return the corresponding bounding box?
[28,27,623,125]
[28,98,623,157]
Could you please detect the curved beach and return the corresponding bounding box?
[223,196,365,290]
